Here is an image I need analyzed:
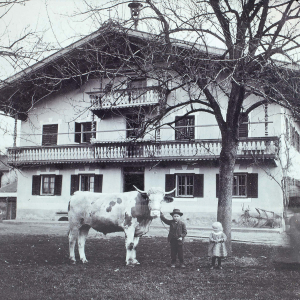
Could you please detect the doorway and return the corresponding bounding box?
[123,167,144,192]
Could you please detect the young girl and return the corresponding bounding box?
[208,222,227,269]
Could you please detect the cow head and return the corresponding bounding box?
[133,186,175,218]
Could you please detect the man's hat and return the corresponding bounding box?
[170,209,183,216]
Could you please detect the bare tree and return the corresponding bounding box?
[87,0,300,252]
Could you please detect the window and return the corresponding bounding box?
[165,173,203,198]
[126,114,143,138]
[42,124,58,146]
[127,78,146,89]
[216,173,258,198]
[75,122,94,143]
[239,114,248,138]
[175,116,195,140]
[80,174,95,192]
[32,175,62,196]
[233,174,247,196]
[70,174,103,195]
[42,175,55,195]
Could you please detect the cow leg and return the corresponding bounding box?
[69,226,79,264]
[124,226,138,266]
[131,236,140,265]
[78,225,90,263]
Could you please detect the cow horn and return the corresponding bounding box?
[133,185,147,194]
[165,187,176,195]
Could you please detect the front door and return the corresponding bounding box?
[123,167,144,192]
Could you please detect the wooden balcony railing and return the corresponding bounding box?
[7,137,278,165]
[88,87,163,110]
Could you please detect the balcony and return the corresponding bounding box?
[88,87,164,117]
[7,137,278,166]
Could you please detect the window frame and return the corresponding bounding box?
[75,122,93,144]
[126,114,144,139]
[175,115,195,140]
[232,173,247,197]
[176,173,194,198]
[41,175,56,195]
[79,174,95,192]
[42,124,58,146]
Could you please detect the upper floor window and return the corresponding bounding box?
[42,124,58,146]
[75,122,94,143]
[239,114,248,138]
[126,114,143,139]
[127,78,146,89]
[32,174,62,196]
[175,116,195,140]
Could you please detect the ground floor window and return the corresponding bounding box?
[216,173,258,198]
[32,175,62,196]
[165,173,203,198]
[233,174,247,196]
[177,174,194,197]
[70,174,103,195]
[80,174,95,192]
[41,175,56,195]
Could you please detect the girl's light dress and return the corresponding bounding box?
[208,231,227,257]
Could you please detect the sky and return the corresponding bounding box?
[0,0,115,152]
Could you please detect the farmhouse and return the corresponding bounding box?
[1,20,299,227]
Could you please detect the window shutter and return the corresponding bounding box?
[239,115,248,138]
[216,174,219,198]
[74,122,81,143]
[194,174,204,197]
[70,175,79,195]
[247,173,258,198]
[85,122,92,143]
[54,175,62,196]
[42,124,58,146]
[94,174,103,193]
[165,174,176,197]
[32,175,41,195]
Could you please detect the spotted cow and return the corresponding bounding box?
[68,186,175,265]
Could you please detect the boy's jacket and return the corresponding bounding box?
[160,214,187,243]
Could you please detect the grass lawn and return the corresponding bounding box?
[0,234,299,300]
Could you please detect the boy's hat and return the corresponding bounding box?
[170,209,183,216]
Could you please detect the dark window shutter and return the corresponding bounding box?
[54,175,62,195]
[94,175,103,193]
[74,122,81,143]
[216,174,219,198]
[32,175,41,195]
[165,174,176,197]
[194,174,204,197]
[239,115,248,138]
[70,175,79,195]
[42,124,58,146]
[247,173,258,198]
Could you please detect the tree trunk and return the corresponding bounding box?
[217,131,238,255]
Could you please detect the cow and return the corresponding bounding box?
[68,185,175,265]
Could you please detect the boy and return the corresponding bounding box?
[160,208,187,268]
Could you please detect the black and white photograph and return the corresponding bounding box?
[0,0,300,299]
